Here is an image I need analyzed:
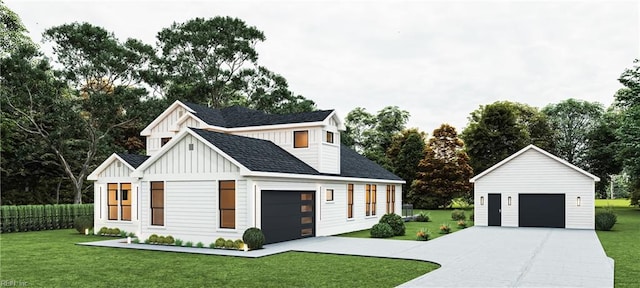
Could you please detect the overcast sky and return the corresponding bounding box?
[6,0,640,133]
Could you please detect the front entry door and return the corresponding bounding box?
[488,194,501,226]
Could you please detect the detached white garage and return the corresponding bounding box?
[471,145,599,229]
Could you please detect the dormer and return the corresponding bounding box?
[139,100,346,174]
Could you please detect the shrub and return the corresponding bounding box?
[215,237,226,248]
[196,242,205,248]
[234,239,244,250]
[457,220,467,229]
[415,212,430,222]
[416,228,430,241]
[451,210,466,221]
[595,211,617,231]
[158,236,166,244]
[144,239,150,244]
[469,211,474,221]
[99,227,108,235]
[224,239,235,249]
[370,223,394,238]
[73,216,93,234]
[127,232,136,238]
[113,228,121,236]
[439,223,451,234]
[119,230,127,237]
[379,213,406,236]
[132,238,140,244]
[185,241,193,247]
[149,234,159,244]
[165,235,175,245]
[106,228,114,235]
[174,239,184,247]
[243,227,266,250]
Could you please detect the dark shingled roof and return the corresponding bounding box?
[183,102,334,128]
[337,145,403,181]
[116,153,150,168]
[189,128,319,175]
[189,128,402,181]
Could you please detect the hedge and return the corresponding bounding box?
[0,204,93,233]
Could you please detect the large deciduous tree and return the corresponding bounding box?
[461,101,554,174]
[585,108,623,197]
[386,128,427,201]
[542,98,604,169]
[409,124,473,209]
[615,59,640,205]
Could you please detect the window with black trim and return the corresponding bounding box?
[219,181,236,229]
[151,182,164,226]
[326,131,334,143]
[347,184,354,219]
[161,137,171,147]
[294,130,309,148]
[326,189,334,202]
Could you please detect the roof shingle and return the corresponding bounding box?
[116,153,150,168]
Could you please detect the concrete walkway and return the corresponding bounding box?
[79,227,614,287]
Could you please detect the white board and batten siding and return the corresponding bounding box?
[474,148,595,229]
[145,106,188,156]
[143,134,239,179]
[97,160,133,178]
[93,159,141,234]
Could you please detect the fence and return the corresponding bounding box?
[0,204,93,233]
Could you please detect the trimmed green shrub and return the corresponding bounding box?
[415,212,430,222]
[0,204,93,233]
[158,236,166,244]
[451,210,466,221]
[224,239,235,249]
[370,223,394,238]
[144,239,150,244]
[127,232,136,237]
[215,237,226,248]
[185,241,193,247]
[379,213,405,236]
[595,211,617,231]
[165,235,175,245]
[209,242,216,249]
[243,227,266,250]
[119,230,127,237]
[99,227,108,235]
[196,242,205,248]
[73,216,93,234]
[132,238,140,244]
[106,228,115,236]
[174,239,184,247]
[149,234,159,243]
[234,239,244,250]
[113,228,121,236]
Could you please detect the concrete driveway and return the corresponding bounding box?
[280,227,614,287]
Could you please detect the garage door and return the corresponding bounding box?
[519,194,565,228]
[261,190,315,244]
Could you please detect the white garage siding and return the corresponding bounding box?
[473,147,596,229]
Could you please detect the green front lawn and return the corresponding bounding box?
[0,229,437,287]
[595,205,640,288]
[339,209,474,240]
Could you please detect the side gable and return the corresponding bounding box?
[140,100,193,136]
[88,154,136,180]
[470,145,600,183]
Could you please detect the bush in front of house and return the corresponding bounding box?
[234,239,244,250]
[149,234,159,243]
[416,228,430,241]
[370,223,394,238]
[379,213,406,236]
[415,212,430,222]
[243,227,266,250]
[73,216,93,234]
[174,239,183,246]
[185,241,194,247]
[196,242,205,248]
[595,210,617,231]
[215,237,226,248]
[224,239,235,249]
[451,210,466,221]
[165,235,175,245]
[158,236,166,244]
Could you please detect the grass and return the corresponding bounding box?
[0,229,437,287]
[339,209,473,240]
[595,204,640,288]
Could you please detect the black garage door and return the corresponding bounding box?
[519,194,565,228]
[261,190,315,244]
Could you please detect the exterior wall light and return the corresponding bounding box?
[508,196,512,206]
[577,196,581,207]
[480,196,484,205]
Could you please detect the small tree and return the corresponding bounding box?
[409,124,473,209]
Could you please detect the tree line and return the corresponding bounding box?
[2,3,639,207]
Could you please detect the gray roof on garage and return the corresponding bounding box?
[184,102,334,128]
[189,128,402,181]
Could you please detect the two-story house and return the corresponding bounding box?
[88,100,404,244]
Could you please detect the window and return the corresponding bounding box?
[386,185,395,214]
[161,137,171,147]
[294,130,308,148]
[365,184,377,216]
[151,182,164,226]
[219,181,236,229]
[347,184,354,219]
[120,183,132,221]
[326,189,334,202]
[107,183,118,220]
[326,131,334,143]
